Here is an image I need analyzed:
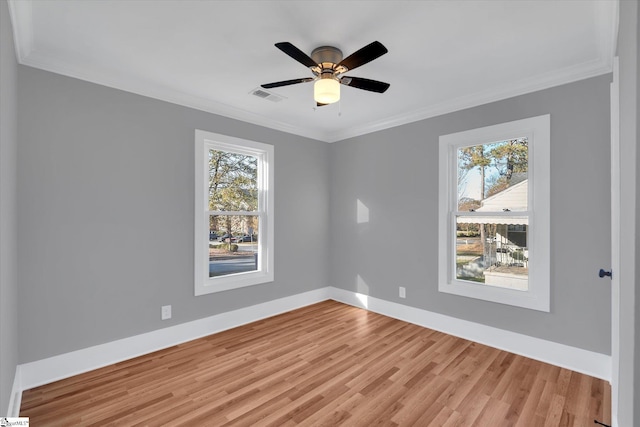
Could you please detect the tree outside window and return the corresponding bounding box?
[438,115,550,311]
[456,139,529,290]
[195,130,273,296]
[208,149,259,274]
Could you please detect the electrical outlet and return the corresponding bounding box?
[399,287,406,298]
[161,305,172,320]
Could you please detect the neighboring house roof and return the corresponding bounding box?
[457,179,528,225]
[477,179,528,212]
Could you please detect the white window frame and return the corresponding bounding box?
[438,115,550,311]
[194,130,274,296]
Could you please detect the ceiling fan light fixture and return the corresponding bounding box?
[314,76,340,104]
[263,41,389,105]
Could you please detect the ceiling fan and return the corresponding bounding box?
[261,41,390,106]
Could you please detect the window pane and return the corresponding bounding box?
[208,149,258,212]
[209,215,259,278]
[457,138,528,212]
[456,221,528,291]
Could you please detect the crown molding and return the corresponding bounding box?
[324,57,613,143]
[7,0,33,62]
[594,0,619,63]
[20,51,611,145]
[19,52,329,142]
[9,0,616,144]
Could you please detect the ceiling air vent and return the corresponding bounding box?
[250,87,286,103]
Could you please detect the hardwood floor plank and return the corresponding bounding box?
[454,392,492,426]
[20,300,610,426]
[392,374,452,426]
[473,396,512,426]
[544,394,567,427]
[514,377,547,427]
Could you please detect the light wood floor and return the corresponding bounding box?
[21,300,610,426]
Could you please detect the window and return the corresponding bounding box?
[438,115,550,311]
[194,130,274,295]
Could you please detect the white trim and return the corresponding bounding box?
[326,58,610,143]
[7,0,33,63]
[594,0,619,69]
[616,0,638,420]
[438,115,551,312]
[8,0,614,145]
[609,55,621,427]
[329,287,611,381]
[6,365,22,417]
[12,286,610,405]
[18,288,330,391]
[194,130,274,296]
[16,52,611,144]
[18,52,327,141]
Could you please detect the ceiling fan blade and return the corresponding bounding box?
[337,41,388,72]
[275,42,318,68]
[316,102,329,107]
[261,77,314,89]
[340,76,390,93]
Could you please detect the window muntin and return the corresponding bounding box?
[455,139,529,289]
[438,115,550,312]
[195,130,273,295]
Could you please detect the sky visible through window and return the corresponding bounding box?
[457,138,528,206]
[208,149,259,278]
[455,138,529,289]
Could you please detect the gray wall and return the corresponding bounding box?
[17,67,331,363]
[0,0,20,414]
[8,10,624,407]
[618,1,639,425]
[624,0,640,424]
[330,74,612,355]
[636,14,640,421]
[634,3,640,423]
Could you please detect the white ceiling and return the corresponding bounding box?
[8,0,618,142]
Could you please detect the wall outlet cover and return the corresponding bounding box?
[161,305,172,320]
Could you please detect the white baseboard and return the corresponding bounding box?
[13,285,611,408]
[329,287,611,381]
[6,365,22,417]
[18,287,330,391]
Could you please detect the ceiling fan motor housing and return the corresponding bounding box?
[311,46,343,70]
[261,41,389,97]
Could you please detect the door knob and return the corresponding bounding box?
[598,269,612,278]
